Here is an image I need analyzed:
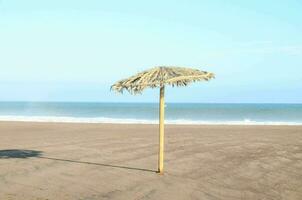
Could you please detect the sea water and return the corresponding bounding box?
[0,102,301,125]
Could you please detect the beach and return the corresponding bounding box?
[0,122,301,200]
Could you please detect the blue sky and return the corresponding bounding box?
[0,0,301,103]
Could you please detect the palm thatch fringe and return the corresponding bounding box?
[111,66,215,94]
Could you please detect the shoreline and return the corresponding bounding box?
[0,117,302,126]
[5,121,302,128]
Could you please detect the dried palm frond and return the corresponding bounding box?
[111,66,215,94]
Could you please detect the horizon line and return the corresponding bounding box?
[0,101,301,104]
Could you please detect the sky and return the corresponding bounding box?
[0,0,301,103]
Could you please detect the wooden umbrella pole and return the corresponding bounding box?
[158,85,165,174]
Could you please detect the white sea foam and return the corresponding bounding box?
[0,115,301,126]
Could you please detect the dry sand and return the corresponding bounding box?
[0,122,302,200]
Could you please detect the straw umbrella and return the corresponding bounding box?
[111,66,214,174]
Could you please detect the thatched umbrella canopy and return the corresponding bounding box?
[111,66,215,174]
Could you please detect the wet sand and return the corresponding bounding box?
[0,122,302,200]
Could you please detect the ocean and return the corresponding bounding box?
[0,102,301,125]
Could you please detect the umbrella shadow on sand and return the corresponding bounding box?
[0,149,156,173]
[0,149,42,159]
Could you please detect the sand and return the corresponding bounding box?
[0,122,302,200]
